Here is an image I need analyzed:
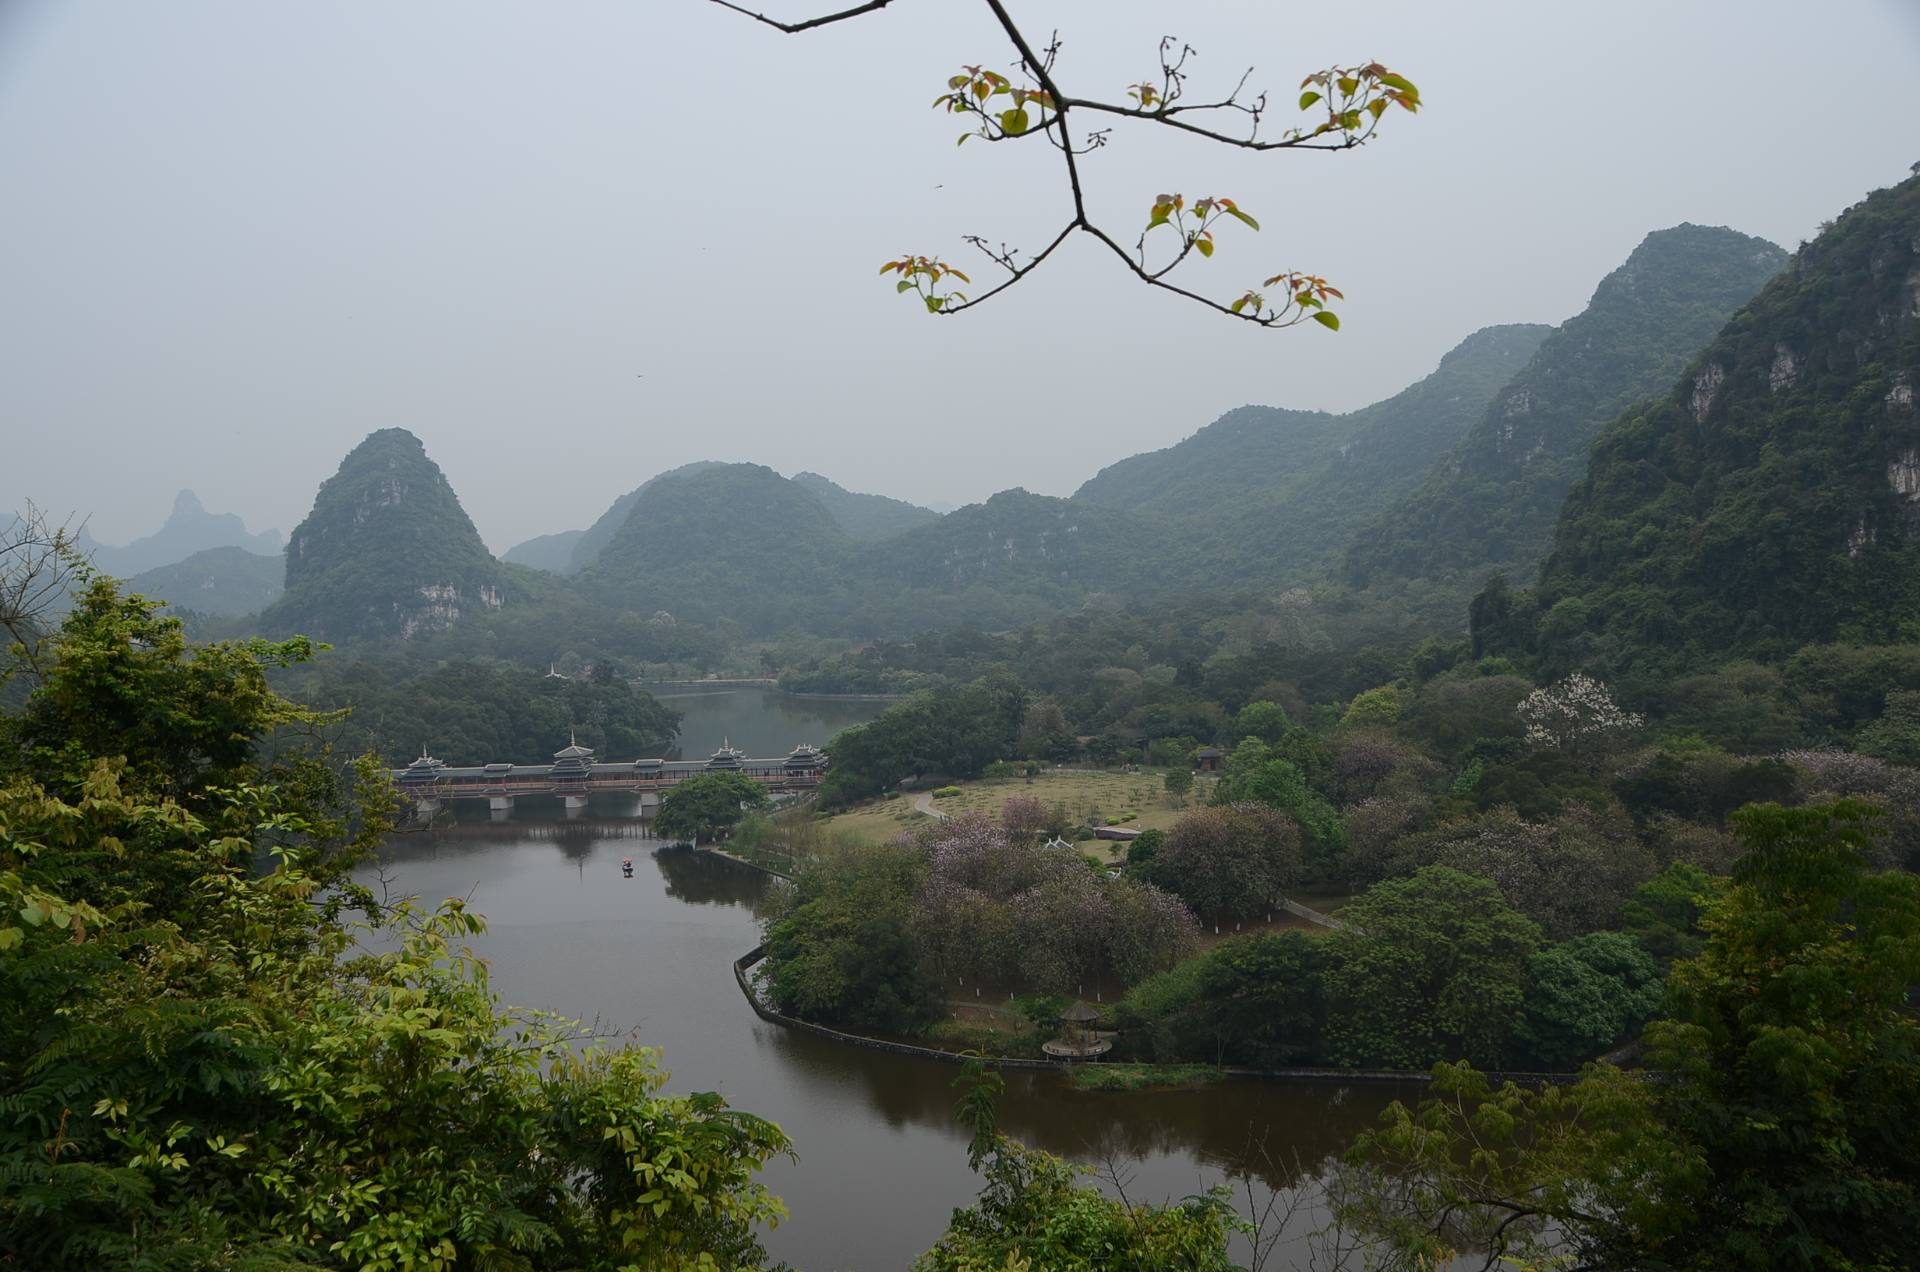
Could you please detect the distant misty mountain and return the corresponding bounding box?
[128,545,283,616]
[85,490,281,577]
[241,216,1811,648]
[502,529,586,573]
[789,472,940,540]
[563,463,937,575]
[568,462,728,573]
[579,462,853,629]
[1074,322,1553,585]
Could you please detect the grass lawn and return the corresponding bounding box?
[822,768,1207,853]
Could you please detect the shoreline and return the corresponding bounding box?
[728,940,1579,1087]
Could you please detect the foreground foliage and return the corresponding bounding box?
[1,578,790,1268]
[1340,800,1920,1271]
[914,1063,1240,1272]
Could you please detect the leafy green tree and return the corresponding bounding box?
[1340,800,1920,1271]
[1515,931,1663,1068]
[1121,930,1328,1067]
[1233,699,1292,743]
[1323,867,1541,1068]
[1212,739,1344,869]
[1,579,792,1268]
[1338,684,1403,731]
[1643,800,1920,1268]
[1856,687,1920,766]
[1161,764,1194,807]
[654,770,770,844]
[759,843,942,1033]
[1618,859,1724,963]
[819,676,1027,808]
[916,1064,1239,1271]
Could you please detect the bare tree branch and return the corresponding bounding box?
[1,502,91,683]
[704,0,902,34]
[711,0,1418,325]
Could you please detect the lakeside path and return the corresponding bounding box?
[912,792,948,820]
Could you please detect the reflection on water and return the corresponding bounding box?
[362,812,1401,1271]
[649,685,888,758]
[652,845,776,910]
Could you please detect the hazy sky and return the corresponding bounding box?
[4,1,1918,552]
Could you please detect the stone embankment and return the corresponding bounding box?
[730,943,1578,1086]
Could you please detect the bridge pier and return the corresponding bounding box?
[563,793,590,816]
[488,795,514,813]
[411,797,442,820]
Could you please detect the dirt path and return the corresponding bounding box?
[912,792,948,820]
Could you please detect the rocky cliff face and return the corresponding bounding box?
[1343,223,1789,586]
[1481,174,1920,676]
[266,428,507,641]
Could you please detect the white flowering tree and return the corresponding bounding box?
[1518,672,1644,753]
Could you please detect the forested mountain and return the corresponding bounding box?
[567,460,725,573]
[1076,323,1551,583]
[502,529,585,573]
[1479,174,1920,678]
[790,471,941,539]
[127,545,283,616]
[877,488,1143,597]
[262,428,511,642]
[84,489,281,576]
[579,462,852,630]
[1344,225,1789,586]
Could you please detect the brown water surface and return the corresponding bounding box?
[365,809,1407,1270]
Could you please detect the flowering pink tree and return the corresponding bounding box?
[1518,672,1644,753]
[999,795,1052,840]
[1158,803,1301,922]
[912,814,1196,993]
[1103,879,1201,984]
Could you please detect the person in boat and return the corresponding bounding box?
[621,856,634,877]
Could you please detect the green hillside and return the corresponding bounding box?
[1480,175,1920,677]
[1077,323,1552,583]
[567,461,725,573]
[579,462,852,630]
[263,428,509,641]
[790,471,940,540]
[127,545,283,616]
[1344,225,1789,587]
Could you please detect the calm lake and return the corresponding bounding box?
[363,686,1406,1270]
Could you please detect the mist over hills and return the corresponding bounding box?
[503,464,943,581]
[240,210,1898,662]
[127,546,284,616]
[1075,322,1553,585]
[501,529,585,573]
[789,472,941,541]
[77,489,281,578]
[578,462,853,630]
